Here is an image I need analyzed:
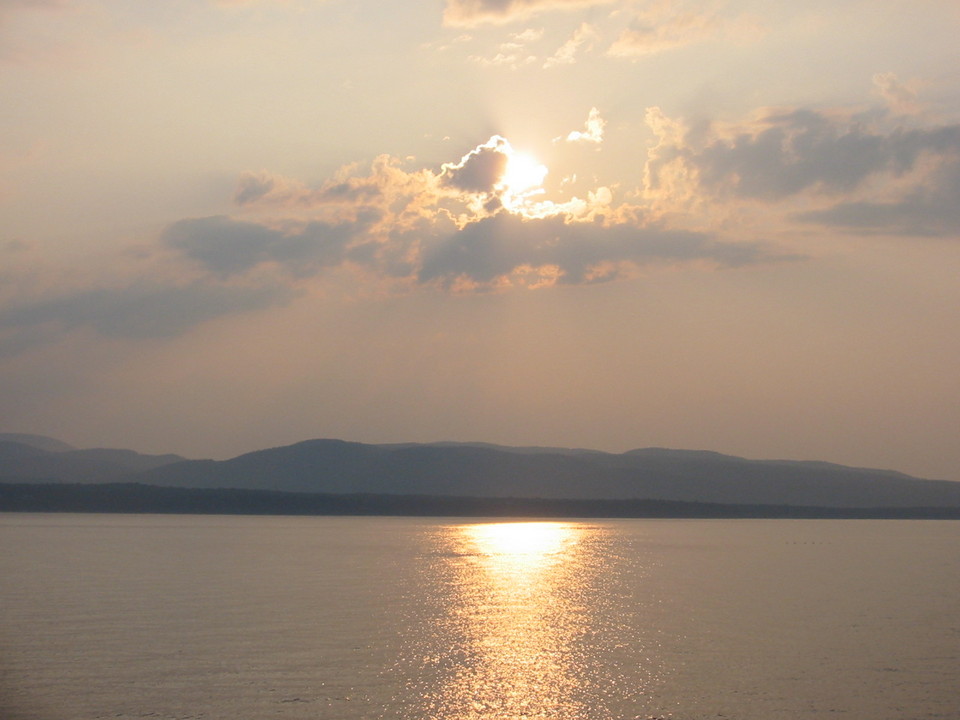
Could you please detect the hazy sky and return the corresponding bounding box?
[2,0,959,479]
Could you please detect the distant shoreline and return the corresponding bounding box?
[2,482,959,520]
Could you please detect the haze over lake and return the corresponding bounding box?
[2,514,958,720]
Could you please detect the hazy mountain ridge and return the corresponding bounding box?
[0,433,76,453]
[0,439,187,483]
[139,439,960,508]
[2,435,958,509]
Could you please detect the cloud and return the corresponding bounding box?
[558,107,605,145]
[609,12,719,57]
[543,22,595,68]
[234,171,279,206]
[467,27,544,67]
[794,159,960,237]
[418,212,780,289]
[162,214,376,277]
[233,168,383,208]
[648,107,960,200]
[0,127,768,334]
[233,157,440,231]
[439,135,511,193]
[873,72,921,115]
[696,110,894,198]
[0,123,805,358]
[642,103,960,237]
[443,0,611,27]
[0,280,295,352]
[164,132,789,293]
[608,3,762,59]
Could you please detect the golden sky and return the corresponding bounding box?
[2,0,959,480]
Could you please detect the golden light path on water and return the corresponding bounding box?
[416,521,604,720]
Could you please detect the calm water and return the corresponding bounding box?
[1,514,958,720]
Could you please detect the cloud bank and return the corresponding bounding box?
[21,91,951,354]
[645,106,960,237]
[187,135,780,291]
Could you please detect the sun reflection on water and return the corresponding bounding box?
[462,521,572,566]
[422,521,594,720]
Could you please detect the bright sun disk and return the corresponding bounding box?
[500,152,548,196]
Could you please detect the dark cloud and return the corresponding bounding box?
[440,137,510,194]
[418,212,780,287]
[163,214,377,277]
[162,205,783,292]
[663,110,960,201]
[794,159,960,236]
[0,280,295,351]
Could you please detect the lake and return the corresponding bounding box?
[1,514,958,719]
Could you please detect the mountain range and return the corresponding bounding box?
[2,433,960,510]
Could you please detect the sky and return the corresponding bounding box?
[1,0,959,480]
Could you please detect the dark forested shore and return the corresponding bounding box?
[3,482,959,519]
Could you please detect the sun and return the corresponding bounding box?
[500,152,548,195]
[442,135,551,216]
[497,149,548,212]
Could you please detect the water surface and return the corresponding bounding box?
[1,514,957,719]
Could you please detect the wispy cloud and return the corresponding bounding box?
[467,26,545,67]
[608,2,763,58]
[543,22,595,68]
[0,279,294,354]
[443,0,612,28]
[163,215,377,278]
[873,72,922,116]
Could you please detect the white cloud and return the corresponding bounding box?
[558,106,605,145]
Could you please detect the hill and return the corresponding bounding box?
[137,439,960,509]
[0,440,186,483]
[0,433,75,453]
[3,436,959,510]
